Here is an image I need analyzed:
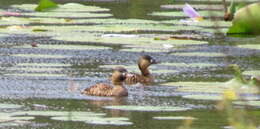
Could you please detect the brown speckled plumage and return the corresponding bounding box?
[81,67,128,97]
[125,55,157,85]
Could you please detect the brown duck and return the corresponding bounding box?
[125,55,157,85]
[81,67,129,97]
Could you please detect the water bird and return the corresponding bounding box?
[125,55,158,85]
[81,67,130,97]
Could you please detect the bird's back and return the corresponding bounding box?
[82,83,113,96]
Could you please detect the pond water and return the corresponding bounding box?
[0,0,260,128]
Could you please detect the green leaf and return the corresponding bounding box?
[227,2,260,35]
[35,0,58,12]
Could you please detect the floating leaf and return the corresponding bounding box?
[149,11,223,18]
[237,44,260,50]
[175,0,258,2]
[12,111,132,126]
[17,63,71,67]
[21,12,112,18]
[12,54,69,59]
[5,73,66,77]
[161,4,224,10]
[7,67,63,72]
[51,116,132,125]
[103,105,191,112]
[227,3,260,35]
[153,116,196,120]
[243,70,260,76]
[233,101,260,107]
[161,62,218,68]
[170,52,226,57]
[100,64,178,74]
[12,111,105,117]
[35,0,58,12]
[14,44,111,50]
[12,3,109,12]
[182,94,223,101]
[0,103,23,109]
[161,79,259,94]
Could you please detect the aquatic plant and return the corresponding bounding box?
[183,3,203,21]
[217,90,258,129]
[35,0,58,12]
[227,2,260,35]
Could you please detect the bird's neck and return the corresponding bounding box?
[138,64,150,76]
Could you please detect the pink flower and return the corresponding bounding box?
[183,3,203,21]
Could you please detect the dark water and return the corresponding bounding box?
[0,0,260,129]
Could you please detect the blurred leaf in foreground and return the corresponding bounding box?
[227,2,260,35]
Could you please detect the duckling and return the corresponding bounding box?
[81,67,129,97]
[125,55,157,85]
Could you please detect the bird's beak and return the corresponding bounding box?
[151,59,159,64]
[126,73,135,78]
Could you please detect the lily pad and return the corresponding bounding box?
[160,4,224,10]
[100,64,178,74]
[17,63,71,67]
[51,116,132,125]
[243,70,260,76]
[12,54,70,59]
[12,111,105,117]
[53,33,208,46]
[233,101,260,107]
[149,11,223,17]
[153,116,196,120]
[12,111,132,126]
[161,81,226,93]
[0,112,34,128]
[161,62,218,68]
[14,44,111,50]
[5,73,66,77]
[175,0,258,2]
[119,48,167,53]
[7,67,63,72]
[19,12,112,18]
[227,3,260,35]
[0,17,31,26]
[237,44,260,50]
[182,94,223,101]
[161,79,259,94]
[170,52,226,57]
[12,3,109,12]
[161,20,232,27]
[103,105,191,112]
[0,103,23,109]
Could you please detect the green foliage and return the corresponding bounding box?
[35,0,58,12]
[227,3,260,35]
[228,64,246,83]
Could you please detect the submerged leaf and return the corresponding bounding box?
[35,0,58,12]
